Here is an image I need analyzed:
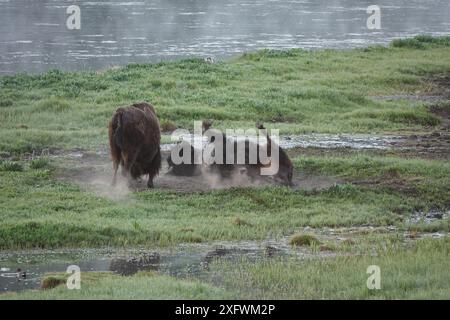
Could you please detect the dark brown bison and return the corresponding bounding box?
[167,143,202,176]
[206,123,293,186]
[109,102,161,188]
[166,120,211,176]
[168,121,294,186]
[258,123,294,186]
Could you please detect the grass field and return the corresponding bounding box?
[0,35,449,299]
[1,35,450,154]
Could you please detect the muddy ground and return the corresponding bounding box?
[58,150,341,197]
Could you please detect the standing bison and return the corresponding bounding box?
[109,102,161,188]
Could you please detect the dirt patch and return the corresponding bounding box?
[397,133,450,160]
[56,150,341,197]
[351,176,421,197]
[388,103,450,160]
[430,74,450,100]
[430,104,450,129]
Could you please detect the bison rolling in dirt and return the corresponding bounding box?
[167,121,294,186]
[206,123,294,186]
[109,102,161,188]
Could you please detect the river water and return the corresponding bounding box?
[1,0,449,74]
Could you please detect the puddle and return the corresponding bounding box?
[0,241,294,294]
[406,209,450,225]
[161,133,404,152]
[7,133,408,163]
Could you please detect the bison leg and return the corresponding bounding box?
[145,149,161,189]
[112,160,119,187]
[120,158,127,177]
[147,176,154,188]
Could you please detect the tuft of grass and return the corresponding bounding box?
[232,217,252,227]
[0,99,14,107]
[30,157,50,169]
[185,233,204,243]
[35,98,71,113]
[160,119,178,132]
[319,244,337,252]
[0,161,24,172]
[290,234,321,246]
[41,276,67,290]
[392,35,450,49]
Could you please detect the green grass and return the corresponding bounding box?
[0,151,448,249]
[1,271,232,300]
[1,36,450,154]
[290,234,321,246]
[0,161,24,172]
[29,157,50,170]
[210,237,450,299]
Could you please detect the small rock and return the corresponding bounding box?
[319,245,333,251]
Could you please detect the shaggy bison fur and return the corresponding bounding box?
[167,143,202,176]
[167,122,294,186]
[109,102,161,188]
[206,123,293,186]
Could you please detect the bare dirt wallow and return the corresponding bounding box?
[57,150,340,197]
